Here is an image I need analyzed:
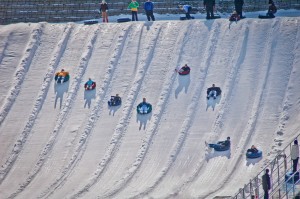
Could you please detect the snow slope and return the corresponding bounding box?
[0,17,300,199]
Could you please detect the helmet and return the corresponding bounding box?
[227,136,230,140]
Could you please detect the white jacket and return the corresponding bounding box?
[291,144,299,160]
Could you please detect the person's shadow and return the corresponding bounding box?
[54,81,69,109]
[206,95,221,111]
[84,89,96,108]
[205,148,231,162]
[175,74,190,99]
[144,21,153,31]
[246,156,263,166]
[136,111,152,130]
[108,102,121,116]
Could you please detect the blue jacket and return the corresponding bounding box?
[144,1,154,11]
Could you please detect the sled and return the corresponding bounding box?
[84,82,96,90]
[137,103,152,114]
[285,171,300,184]
[179,16,195,20]
[55,74,70,84]
[258,15,275,19]
[84,19,98,25]
[246,150,262,159]
[117,18,131,23]
[176,67,191,75]
[108,96,122,106]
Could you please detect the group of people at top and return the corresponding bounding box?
[99,0,277,23]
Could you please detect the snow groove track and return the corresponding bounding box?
[37,23,134,199]
[0,24,73,186]
[71,22,165,199]
[5,25,99,199]
[103,21,192,199]
[0,24,43,126]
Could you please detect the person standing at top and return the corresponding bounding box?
[234,0,244,18]
[291,139,299,173]
[100,0,109,23]
[267,0,277,18]
[144,0,155,21]
[180,4,192,20]
[128,0,139,21]
[262,168,271,199]
[203,0,215,19]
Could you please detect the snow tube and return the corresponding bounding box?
[177,67,191,75]
[179,16,195,20]
[84,82,96,90]
[246,150,262,159]
[258,15,275,19]
[285,171,300,184]
[55,74,70,83]
[84,19,98,25]
[117,18,131,23]
[137,103,152,114]
[209,143,230,151]
[108,97,122,106]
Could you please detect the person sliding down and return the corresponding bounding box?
[109,94,121,106]
[207,84,221,99]
[84,78,96,90]
[247,145,258,153]
[137,98,152,114]
[55,69,69,83]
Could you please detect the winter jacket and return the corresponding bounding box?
[144,1,154,11]
[56,71,69,77]
[262,173,271,191]
[128,1,139,11]
[291,144,299,160]
[100,3,108,12]
[203,0,215,7]
[182,5,192,13]
[234,0,244,6]
[86,80,94,86]
[207,86,222,96]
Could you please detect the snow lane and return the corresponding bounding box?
[37,23,134,199]
[0,24,34,111]
[219,18,300,197]
[0,24,70,184]
[72,22,166,199]
[0,24,42,127]
[201,19,282,198]
[103,21,195,198]
[17,24,120,199]
[0,24,96,198]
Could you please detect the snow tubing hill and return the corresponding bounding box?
[54,74,70,83]
[137,103,152,114]
[285,171,300,184]
[117,18,131,23]
[84,82,96,90]
[246,150,262,159]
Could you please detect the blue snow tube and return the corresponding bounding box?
[285,171,300,184]
[214,144,230,151]
[246,150,263,159]
[137,103,152,114]
[108,97,122,106]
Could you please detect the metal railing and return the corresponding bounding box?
[232,132,300,199]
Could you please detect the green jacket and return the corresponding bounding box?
[128,1,139,11]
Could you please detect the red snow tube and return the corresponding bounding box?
[177,66,191,75]
[84,82,96,90]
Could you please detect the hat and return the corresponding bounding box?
[295,140,298,145]
[227,136,230,140]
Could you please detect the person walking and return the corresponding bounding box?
[234,0,244,18]
[291,139,299,173]
[203,0,215,19]
[262,169,271,199]
[100,0,109,23]
[144,0,155,21]
[128,0,139,21]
